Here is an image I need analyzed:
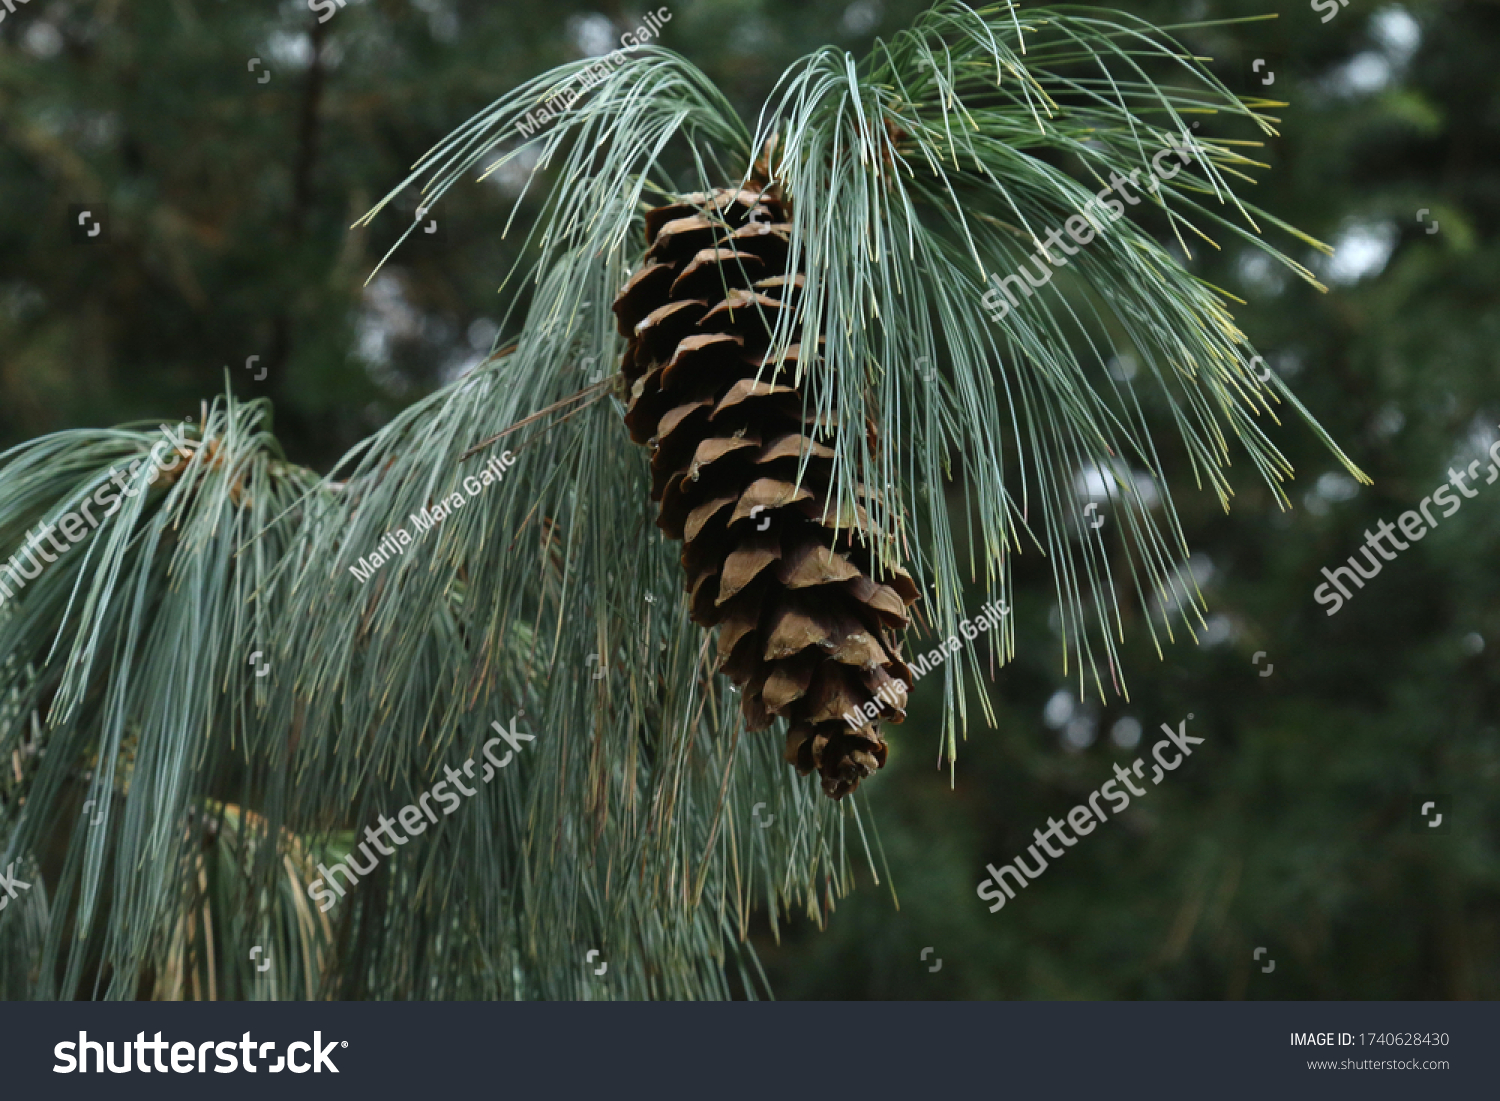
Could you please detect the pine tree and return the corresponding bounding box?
[0,1,1360,999]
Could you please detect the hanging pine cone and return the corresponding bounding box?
[611,185,920,799]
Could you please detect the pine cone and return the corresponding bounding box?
[611,186,919,799]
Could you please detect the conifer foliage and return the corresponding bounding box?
[0,1,1365,999]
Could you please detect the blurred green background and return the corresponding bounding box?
[2,0,1495,998]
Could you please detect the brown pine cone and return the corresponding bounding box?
[611,186,919,799]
